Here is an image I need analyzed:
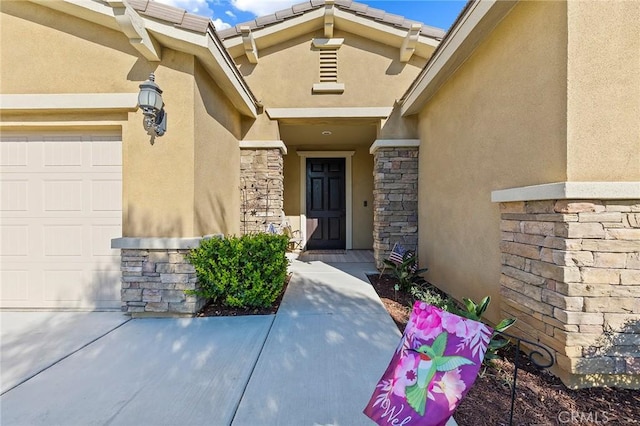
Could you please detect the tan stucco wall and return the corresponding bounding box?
[283,153,301,216]
[417,1,568,322]
[1,2,242,238]
[352,145,374,249]
[283,145,374,249]
[0,2,141,94]
[194,61,242,236]
[379,109,419,139]
[566,1,640,181]
[241,114,280,141]
[122,50,198,237]
[234,29,426,109]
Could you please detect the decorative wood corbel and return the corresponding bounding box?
[324,0,335,38]
[106,0,161,61]
[400,24,422,63]
[240,26,258,64]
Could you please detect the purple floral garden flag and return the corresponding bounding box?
[364,302,493,426]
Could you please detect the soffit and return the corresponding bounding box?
[280,122,377,147]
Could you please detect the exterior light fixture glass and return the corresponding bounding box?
[138,73,167,138]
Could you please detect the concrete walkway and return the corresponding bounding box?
[0,256,401,425]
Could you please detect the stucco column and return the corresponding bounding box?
[239,141,287,234]
[493,183,640,389]
[370,140,420,268]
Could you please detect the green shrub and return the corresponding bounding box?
[187,233,289,308]
[410,283,457,312]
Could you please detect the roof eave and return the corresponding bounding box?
[28,0,258,118]
[400,0,517,116]
[221,4,443,60]
[142,19,258,117]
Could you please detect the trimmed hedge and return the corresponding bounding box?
[187,233,289,308]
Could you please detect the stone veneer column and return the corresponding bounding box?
[497,198,640,388]
[239,141,287,235]
[370,140,420,268]
[112,237,211,317]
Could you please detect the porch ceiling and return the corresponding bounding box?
[279,122,377,148]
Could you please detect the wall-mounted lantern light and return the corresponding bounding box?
[138,73,167,138]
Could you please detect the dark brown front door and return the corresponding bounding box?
[306,158,346,250]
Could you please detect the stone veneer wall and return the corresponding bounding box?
[373,146,419,268]
[499,199,640,388]
[240,148,284,234]
[120,248,205,316]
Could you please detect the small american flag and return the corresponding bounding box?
[388,243,406,264]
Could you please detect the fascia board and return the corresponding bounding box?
[223,8,324,53]
[266,107,392,119]
[401,0,517,116]
[29,0,121,31]
[132,20,258,117]
[223,7,438,60]
[333,9,439,50]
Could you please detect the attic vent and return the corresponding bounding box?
[319,50,338,82]
[312,38,344,94]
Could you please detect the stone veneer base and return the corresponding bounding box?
[498,199,640,389]
[112,237,212,316]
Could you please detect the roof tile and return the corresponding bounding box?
[255,13,280,27]
[178,13,210,33]
[144,1,185,24]
[347,2,368,14]
[128,0,149,13]
[380,12,405,27]
[246,21,260,30]
[275,8,300,20]
[335,0,353,7]
[291,2,314,14]
[216,26,238,38]
[216,0,444,41]
[363,6,386,21]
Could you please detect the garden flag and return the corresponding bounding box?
[364,302,493,426]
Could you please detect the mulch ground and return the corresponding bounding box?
[368,274,640,426]
[195,274,290,317]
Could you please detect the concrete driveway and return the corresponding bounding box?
[0,258,403,425]
[2,313,274,425]
[1,311,131,394]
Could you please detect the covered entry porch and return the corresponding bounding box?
[239,107,420,267]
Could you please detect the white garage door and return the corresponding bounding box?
[1,132,122,310]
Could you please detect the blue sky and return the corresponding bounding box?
[155,0,467,32]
